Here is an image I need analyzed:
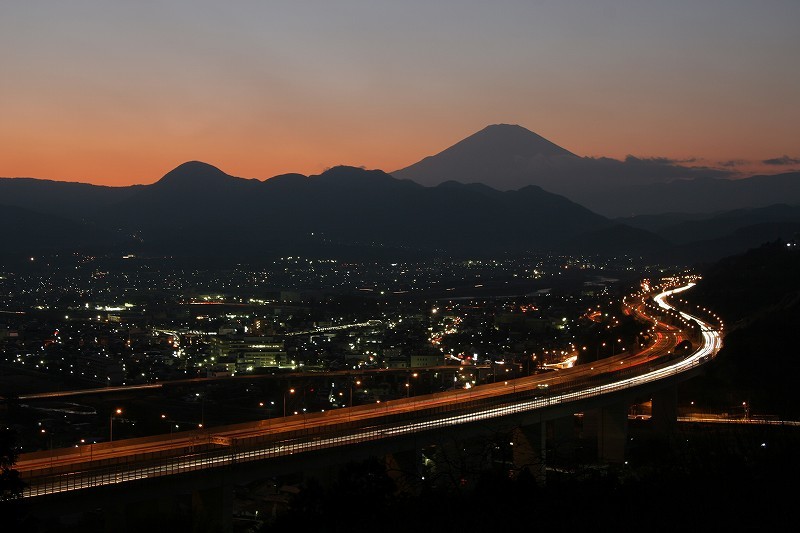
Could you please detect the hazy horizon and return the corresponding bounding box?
[2,1,799,186]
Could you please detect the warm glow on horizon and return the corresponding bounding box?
[0,124,463,186]
[1,119,794,186]
[1,1,798,186]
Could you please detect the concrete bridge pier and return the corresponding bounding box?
[511,422,546,484]
[582,402,629,464]
[422,431,494,490]
[191,481,233,533]
[102,493,193,533]
[300,460,338,489]
[650,385,678,436]
[100,499,127,532]
[549,414,579,461]
[384,449,420,493]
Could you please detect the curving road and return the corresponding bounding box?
[15,276,723,498]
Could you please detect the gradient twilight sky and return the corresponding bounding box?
[2,1,799,186]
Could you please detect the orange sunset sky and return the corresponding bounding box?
[2,1,799,186]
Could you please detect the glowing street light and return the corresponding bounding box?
[109,408,122,442]
[284,388,295,417]
[161,413,175,435]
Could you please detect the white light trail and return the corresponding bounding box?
[22,280,722,498]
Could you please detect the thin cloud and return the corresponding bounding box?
[763,155,800,166]
[624,155,698,165]
[618,155,732,178]
[718,159,749,167]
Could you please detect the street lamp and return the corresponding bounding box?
[109,407,122,442]
[284,388,295,417]
[409,372,419,396]
[347,380,361,422]
[41,428,53,451]
[161,413,174,435]
[194,392,205,428]
[349,380,361,408]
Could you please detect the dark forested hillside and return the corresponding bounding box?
[680,239,800,417]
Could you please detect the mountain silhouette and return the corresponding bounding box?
[561,224,671,259]
[107,161,264,229]
[0,203,134,255]
[0,162,618,259]
[653,204,800,245]
[2,154,797,264]
[393,124,747,216]
[616,172,800,217]
[0,177,142,219]
[153,161,246,189]
[393,124,578,188]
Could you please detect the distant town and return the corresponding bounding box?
[0,251,673,452]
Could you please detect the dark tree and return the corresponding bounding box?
[0,427,24,501]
